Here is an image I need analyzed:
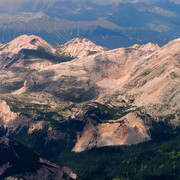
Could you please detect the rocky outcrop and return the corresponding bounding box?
[0,136,77,180]
[0,100,30,132]
[0,34,57,58]
[72,113,150,152]
[0,35,55,69]
[15,39,160,99]
[120,38,180,117]
[0,35,179,153]
[0,100,47,134]
[58,37,106,58]
[0,35,71,70]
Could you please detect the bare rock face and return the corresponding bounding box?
[120,38,180,117]
[0,100,46,134]
[0,100,29,131]
[0,136,77,180]
[16,40,160,99]
[72,113,150,152]
[0,100,19,127]
[0,35,106,70]
[131,42,161,52]
[0,34,63,70]
[0,35,179,153]
[58,37,106,58]
[0,34,57,58]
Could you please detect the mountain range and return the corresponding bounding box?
[0,34,179,179]
[0,0,180,48]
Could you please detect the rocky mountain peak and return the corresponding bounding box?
[0,35,36,58]
[11,34,47,44]
[0,36,179,154]
[139,42,161,51]
[4,34,55,53]
[0,34,57,56]
[66,37,92,44]
[154,37,180,58]
[0,34,58,69]
[59,37,106,58]
[171,38,180,42]
[131,42,161,52]
[165,37,180,46]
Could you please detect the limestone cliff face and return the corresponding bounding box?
[72,113,150,152]
[0,35,105,70]
[0,100,46,134]
[0,100,29,131]
[0,35,57,69]
[0,35,179,152]
[120,38,180,117]
[16,40,160,98]
[58,37,106,58]
[0,34,57,57]
[0,100,19,128]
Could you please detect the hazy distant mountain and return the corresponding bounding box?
[93,0,180,4]
[0,0,179,48]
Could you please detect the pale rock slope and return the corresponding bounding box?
[0,35,179,152]
[10,39,162,152]
[130,42,161,52]
[17,41,160,98]
[73,112,151,152]
[0,34,57,70]
[0,100,20,129]
[120,38,180,117]
[58,37,106,58]
[0,35,105,71]
[0,34,56,57]
[0,100,46,133]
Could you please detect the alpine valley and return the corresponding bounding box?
[0,34,179,180]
